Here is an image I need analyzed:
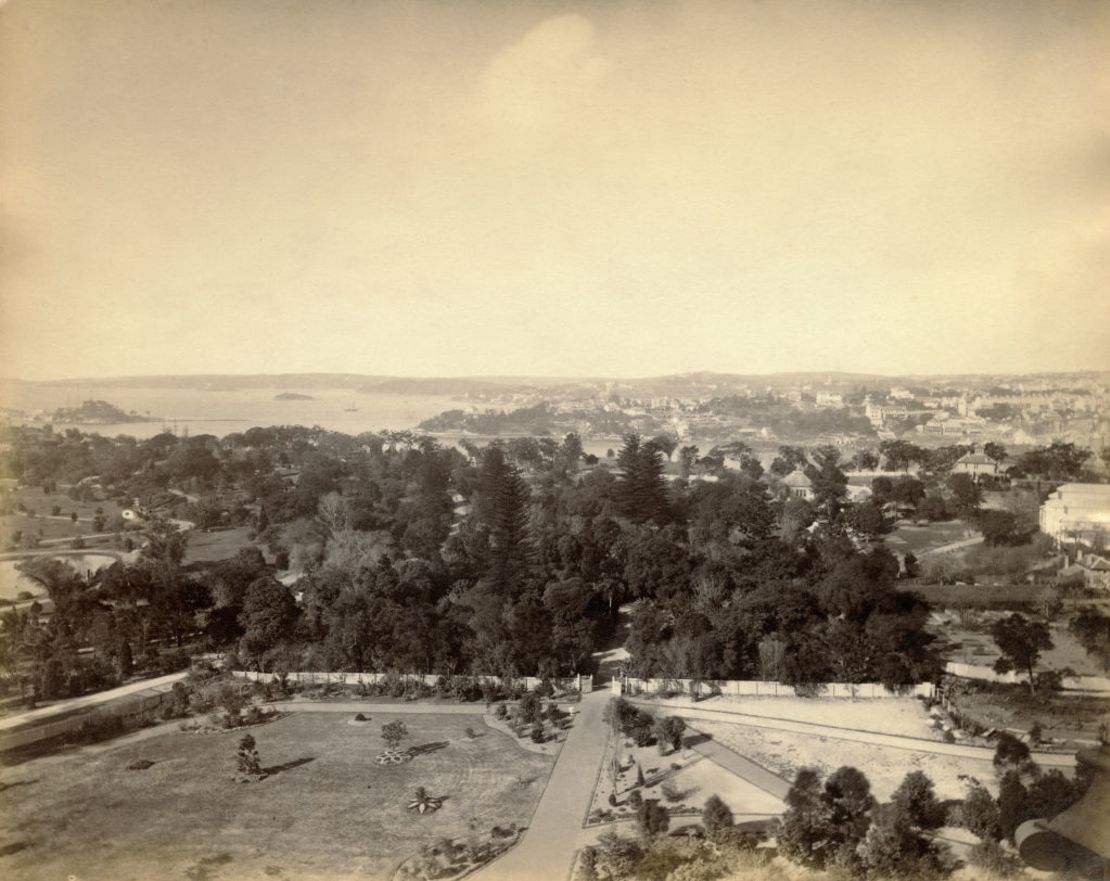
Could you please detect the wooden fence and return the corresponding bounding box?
[232,670,591,695]
[616,677,935,699]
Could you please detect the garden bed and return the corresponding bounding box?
[585,724,782,829]
[392,826,523,881]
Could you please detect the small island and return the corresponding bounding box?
[50,400,158,424]
[274,392,316,401]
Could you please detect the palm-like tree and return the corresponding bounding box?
[407,786,442,814]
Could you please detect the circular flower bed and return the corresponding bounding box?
[374,750,414,765]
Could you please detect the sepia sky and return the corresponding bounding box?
[1,0,1108,381]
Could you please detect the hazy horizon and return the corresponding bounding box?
[4,366,1109,388]
[3,0,1108,382]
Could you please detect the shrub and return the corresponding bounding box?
[636,799,670,839]
[480,679,501,704]
[661,779,683,803]
[997,771,1031,843]
[159,689,189,722]
[961,784,1002,840]
[993,732,1031,771]
[655,716,687,753]
[778,766,874,870]
[451,678,482,703]
[354,712,368,722]
[495,703,508,720]
[632,723,655,748]
[382,671,407,697]
[530,723,545,744]
[608,793,618,807]
[579,846,599,881]
[702,795,734,840]
[237,733,262,776]
[611,698,657,743]
[519,691,542,725]
[968,839,1023,878]
[218,684,247,717]
[891,771,946,832]
[382,720,409,751]
[857,802,947,880]
[1027,769,1082,820]
[1033,670,1068,693]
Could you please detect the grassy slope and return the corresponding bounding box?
[0,713,553,881]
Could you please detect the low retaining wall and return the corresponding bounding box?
[618,677,935,699]
[0,685,174,753]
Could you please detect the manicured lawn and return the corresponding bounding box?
[9,487,118,521]
[182,526,260,564]
[0,713,553,881]
[884,520,978,555]
[1,489,128,541]
[901,582,1042,609]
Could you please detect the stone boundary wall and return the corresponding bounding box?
[0,685,173,752]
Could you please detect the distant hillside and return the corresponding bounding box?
[5,370,1106,399]
[274,392,315,400]
[51,399,158,423]
[356,377,542,396]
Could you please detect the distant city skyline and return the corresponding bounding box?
[2,0,1108,382]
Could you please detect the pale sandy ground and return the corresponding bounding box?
[648,695,943,739]
[675,753,785,814]
[647,696,999,802]
[693,720,996,802]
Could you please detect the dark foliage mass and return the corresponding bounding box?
[2,425,949,694]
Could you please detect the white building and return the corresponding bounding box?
[952,448,1003,480]
[1040,483,1110,545]
[782,470,813,500]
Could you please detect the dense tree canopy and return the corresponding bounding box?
[0,423,969,688]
